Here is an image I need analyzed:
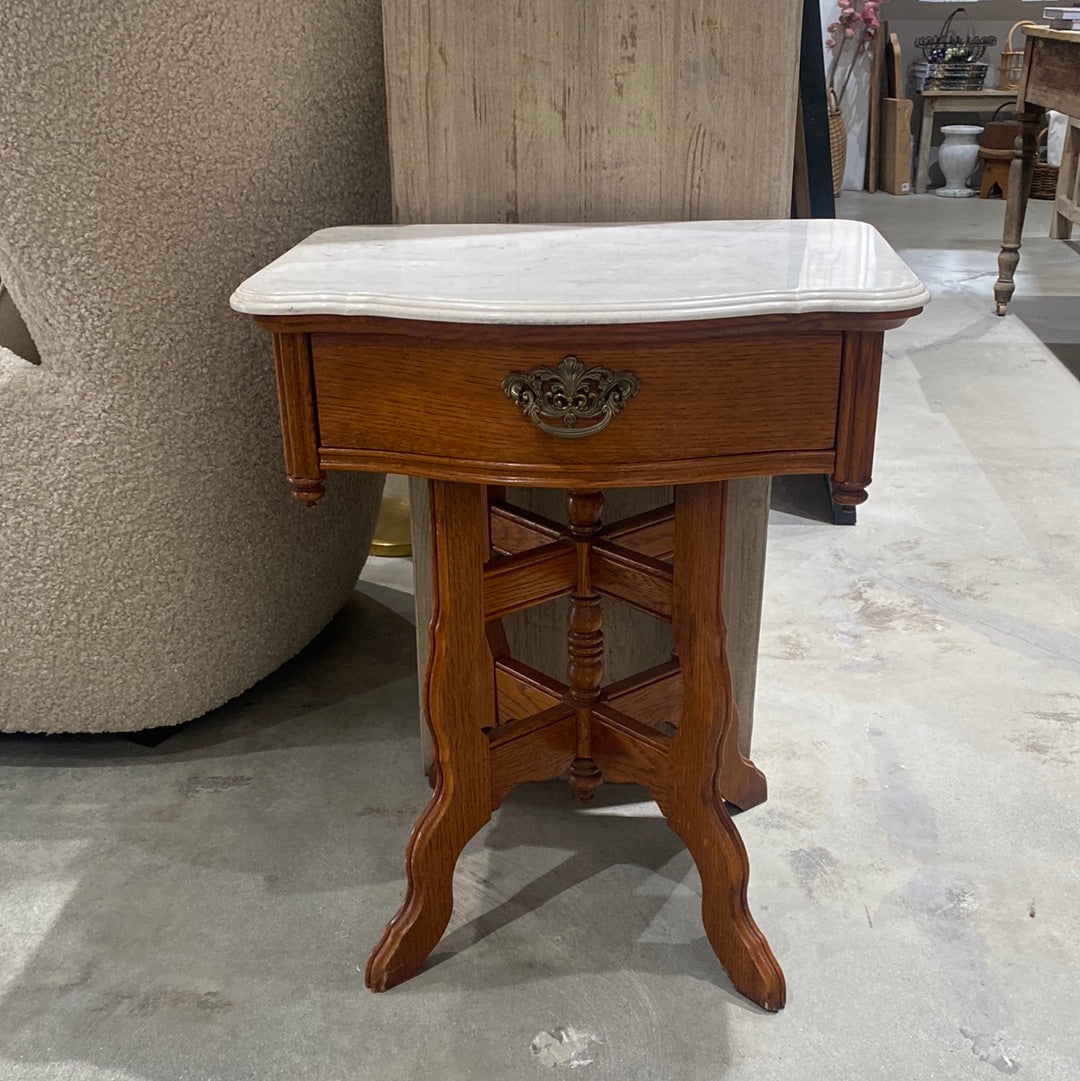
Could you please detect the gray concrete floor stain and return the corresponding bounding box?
[2,194,1079,1079]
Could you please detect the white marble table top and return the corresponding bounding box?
[231,220,928,325]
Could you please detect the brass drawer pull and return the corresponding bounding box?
[501,355,641,439]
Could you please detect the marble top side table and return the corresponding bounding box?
[232,220,927,1012]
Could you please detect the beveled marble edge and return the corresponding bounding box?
[230,286,930,323]
[231,220,930,324]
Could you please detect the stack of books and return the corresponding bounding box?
[1043,6,1080,28]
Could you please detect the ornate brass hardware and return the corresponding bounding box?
[501,355,641,439]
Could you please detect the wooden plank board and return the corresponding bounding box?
[385,0,804,762]
[1050,116,1079,239]
[383,0,802,223]
[1025,36,1080,119]
[867,28,884,193]
[887,32,903,100]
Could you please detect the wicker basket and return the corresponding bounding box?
[998,21,1035,93]
[828,89,846,197]
[1032,128,1059,200]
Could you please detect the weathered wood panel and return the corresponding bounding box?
[385,0,803,759]
[384,1,801,223]
[1024,36,1080,120]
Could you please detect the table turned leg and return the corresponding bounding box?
[664,481,784,1011]
[567,491,605,801]
[366,480,495,991]
[995,110,1040,315]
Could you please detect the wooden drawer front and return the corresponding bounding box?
[311,331,842,471]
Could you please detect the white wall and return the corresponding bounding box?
[820,0,874,191]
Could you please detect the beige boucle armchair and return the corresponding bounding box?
[0,2,390,732]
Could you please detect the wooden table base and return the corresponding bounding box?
[993,28,1080,315]
[236,219,926,1017]
[995,113,1040,316]
[365,479,786,1012]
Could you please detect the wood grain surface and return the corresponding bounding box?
[1024,35,1080,120]
[382,0,802,224]
[271,333,325,506]
[384,0,804,761]
[364,478,786,1005]
[365,480,494,992]
[310,329,843,473]
[253,0,924,994]
[832,331,885,507]
[663,481,781,1005]
[253,311,911,1007]
[1050,116,1079,240]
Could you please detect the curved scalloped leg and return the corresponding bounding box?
[665,782,786,1011]
[365,776,489,990]
[366,480,494,991]
[666,481,785,1011]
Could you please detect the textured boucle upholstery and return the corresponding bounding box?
[0,2,391,732]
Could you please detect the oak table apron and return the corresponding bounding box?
[232,220,927,1013]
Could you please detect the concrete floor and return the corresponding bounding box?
[2,194,1078,1080]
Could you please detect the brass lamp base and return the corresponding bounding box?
[369,494,412,558]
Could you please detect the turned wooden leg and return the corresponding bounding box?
[831,331,884,513]
[566,491,605,801]
[995,110,1039,316]
[365,480,494,991]
[662,481,785,1011]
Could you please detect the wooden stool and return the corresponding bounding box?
[232,220,927,1012]
[980,147,1013,198]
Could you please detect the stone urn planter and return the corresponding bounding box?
[936,124,984,197]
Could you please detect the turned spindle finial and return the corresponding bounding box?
[830,480,869,507]
[569,757,603,802]
[289,474,326,506]
[567,490,604,537]
[566,490,605,801]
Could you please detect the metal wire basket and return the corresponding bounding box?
[915,6,996,64]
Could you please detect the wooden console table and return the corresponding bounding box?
[994,26,1080,314]
[232,220,927,1012]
